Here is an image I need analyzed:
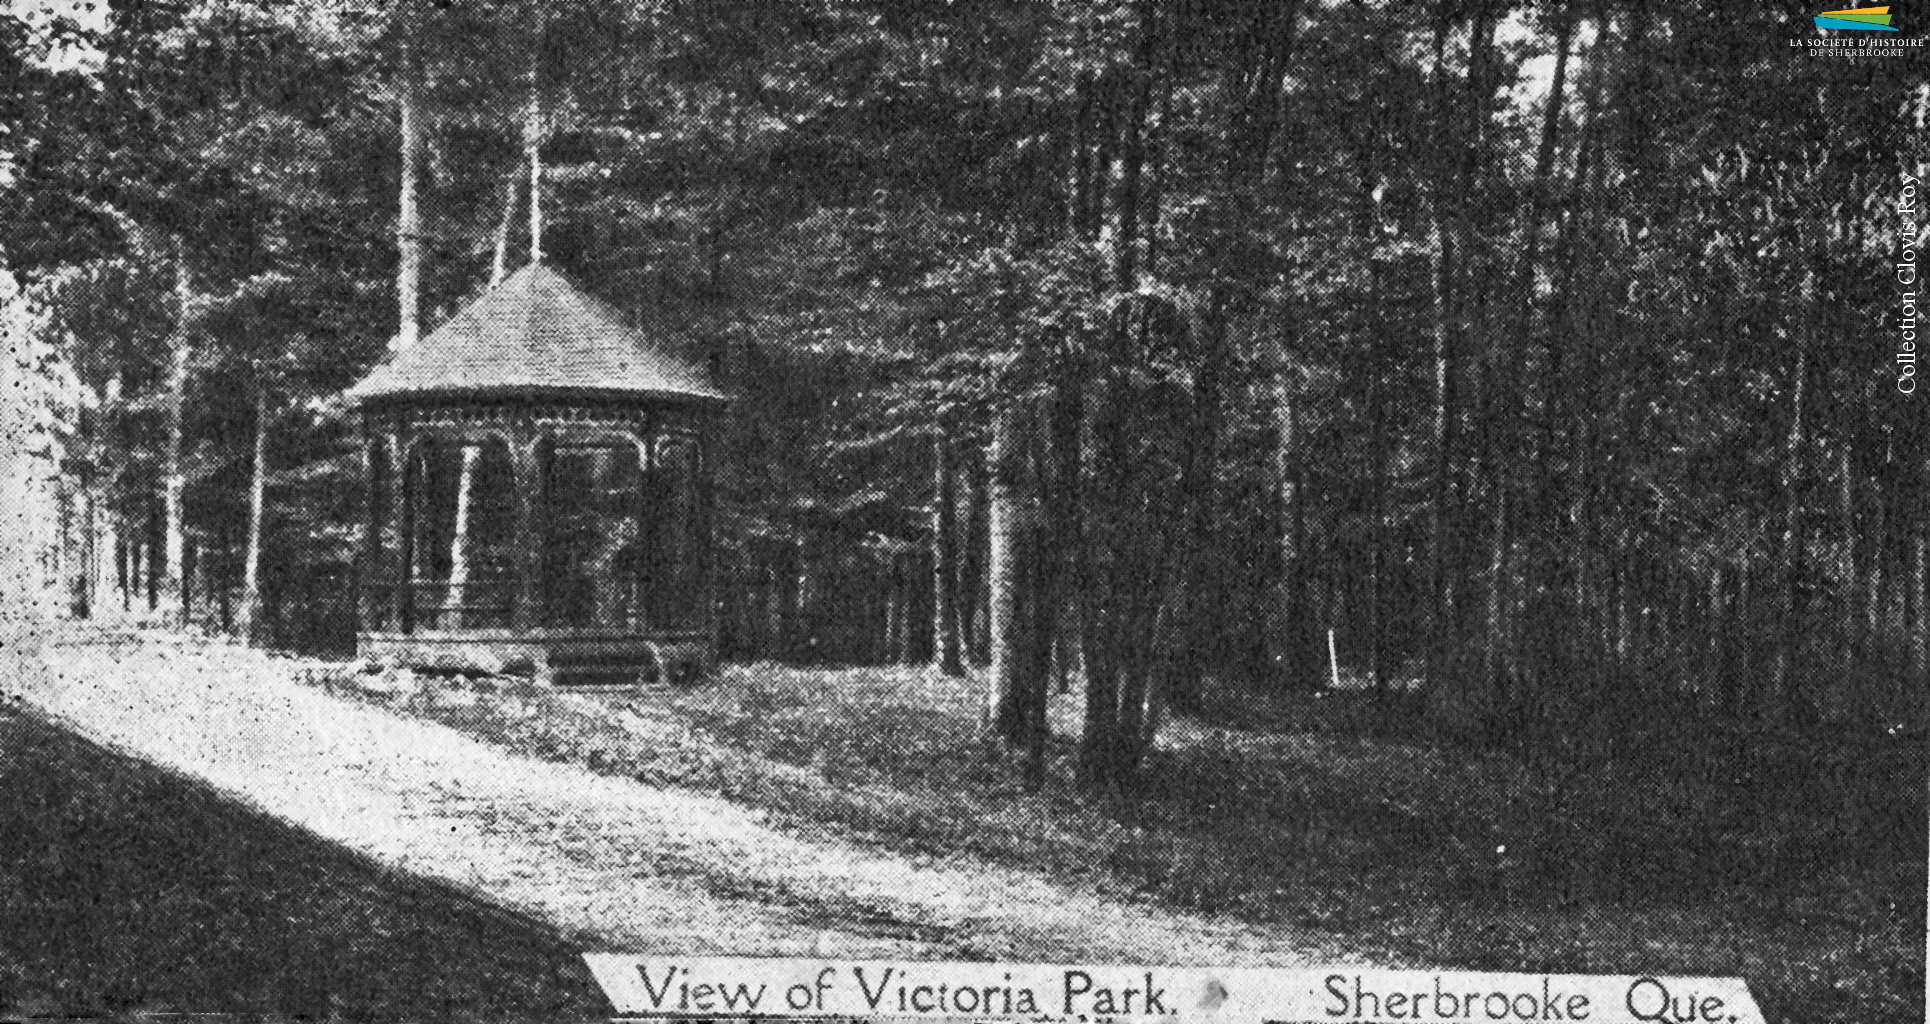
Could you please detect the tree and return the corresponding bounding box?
[8,0,1921,771]
[932,428,965,677]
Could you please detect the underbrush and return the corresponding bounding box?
[305,659,1924,1024]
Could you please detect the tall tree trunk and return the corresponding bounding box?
[238,388,269,642]
[1540,0,1613,711]
[1017,372,1085,784]
[1358,160,1390,702]
[114,525,128,613]
[987,406,1020,727]
[1911,530,1928,692]
[130,534,142,613]
[396,46,424,350]
[489,163,526,286]
[1886,494,1906,669]
[160,241,191,624]
[217,524,232,633]
[1022,511,1054,783]
[1164,290,1228,715]
[961,452,991,666]
[895,553,913,663]
[1078,351,1127,785]
[879,556,896,663]
[526,75,544,263]
[182,538,196,626]
[71,485,93,618]
[1771,274,1812,720]
[1839,444,1860,671]
[933,430,964,676]
[1272,337,1313,688]
[1703,565,1723,702]
[1075,0,1176,792]
[145,504,160,613]
[1078,300,1182,788]
[1482,6,1573,717]
[988,405,1043,743]
[1460,2,1508,717]
[0,296,36,619]
[1424,228,1457,702]
[1422,9,1459,706]
[1369,344,1390,702]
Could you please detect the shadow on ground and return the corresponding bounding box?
[0,702,606,1022]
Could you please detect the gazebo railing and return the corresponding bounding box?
[409,578,515,630]
[361,576,515,632]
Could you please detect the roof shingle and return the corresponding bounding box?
[346,262,726,405]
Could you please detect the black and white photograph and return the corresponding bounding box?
[0,1,1922,1021]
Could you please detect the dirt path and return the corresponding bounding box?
[15,629,1385,968]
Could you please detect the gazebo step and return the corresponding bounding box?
[552,665,663,689]
[548,640,707,689]
[550,654,661,689]
[358,634,707,689]
[551,663,656,690]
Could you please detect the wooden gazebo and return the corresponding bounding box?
[345,262,727,687]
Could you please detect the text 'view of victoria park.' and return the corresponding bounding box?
[0,3,1922,1023]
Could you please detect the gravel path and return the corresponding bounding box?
[16,629,1383,968]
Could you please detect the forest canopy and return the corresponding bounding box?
[0,0,1924,789]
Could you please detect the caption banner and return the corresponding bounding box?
[582,956,1764,1024]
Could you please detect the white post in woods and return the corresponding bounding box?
[1328,627,1342,690]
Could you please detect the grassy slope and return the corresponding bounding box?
[0,702,606,1021]
[327,661,1924,1024]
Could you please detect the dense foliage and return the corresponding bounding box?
[1,0,1923,788]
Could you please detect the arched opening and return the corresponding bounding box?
[405,437,516,630]
[641,434,702,631]
[364,436,399,632]
[542,439,643,629]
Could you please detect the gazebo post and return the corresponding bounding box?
[698,434,719,673]
[398,429,421,635]
[383,428,411,633]
[510,429,544,634]
[361,421,383,632]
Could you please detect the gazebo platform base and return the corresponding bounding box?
[357,631,711,688]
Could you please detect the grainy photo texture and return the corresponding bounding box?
[0,1,1923,1022]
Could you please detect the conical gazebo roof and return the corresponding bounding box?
[346,262,726,405]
